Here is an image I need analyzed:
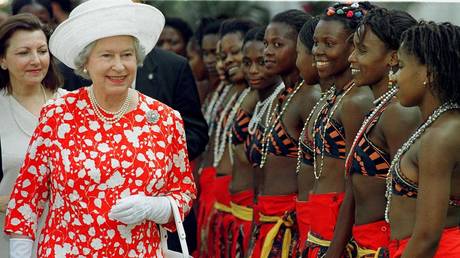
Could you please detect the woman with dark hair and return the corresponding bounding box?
[305,2,375,257]
[386,21,460,258]
[248,9,320,258]
[207,18,256,258]
[158,17,193,57]
[326,8,420,258]
[0,13,64,256]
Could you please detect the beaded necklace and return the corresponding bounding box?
[384,102,460,223]
[213,87,250,167]
[248,83,285,135]
[344,86,398,176]
[312,82,355,179]
[88,86,132,125]
[259,81,304,168]
[204,83,231,127]
[226,87,252,165]
[295,85,336,175]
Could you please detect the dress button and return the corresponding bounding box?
[148,73,154,80]
[381,226,387,232]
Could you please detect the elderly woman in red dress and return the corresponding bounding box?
[3,0,196,257]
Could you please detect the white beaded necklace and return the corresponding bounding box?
[204,83,231,127]
[344,86,398,175]
[225,87,252,165]
[295,85,336,175]
[384,102,460,223]
[88,86,131,125]
[247,83,285,135]
[312,82,355,180]
[259,81,305,168]
[212,89,244,167]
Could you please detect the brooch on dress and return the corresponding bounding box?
[146,110,160,123]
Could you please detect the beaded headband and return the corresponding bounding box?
[326,2,366,19]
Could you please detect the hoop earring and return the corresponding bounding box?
[388,69,396,89]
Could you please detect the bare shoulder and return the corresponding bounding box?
[420,112,460,160]
[293,84,321,120]
[381,101,421,131]
[341,86,373,114]
[240,89,259,112]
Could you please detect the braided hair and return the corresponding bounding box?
[299,16,320,52]
[400,21,460,104]
[271,9,312,39]
[357,8,416,51]
[321,2,374,35]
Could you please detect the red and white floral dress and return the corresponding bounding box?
[4,88,196,257]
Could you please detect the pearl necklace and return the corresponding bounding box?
[312,82,355,180]
[88,86,131,125]
[212,89,242,167]
[248,83,285,135]
[9,84,49,137]
[384,102,460,223]
[204,83,231,127]
[295,85,336,175]
[259,81,305,168]
[344,87,398,175]
[225,87,252,165]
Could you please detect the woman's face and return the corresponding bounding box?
[348,26,392,87]
[85,35,137,95]
[396,46,427,107]
[201,34,220,76]
[215,41,227,81]
[242,40,279,90]
[0,30,50,88]
[186,41,207,81]
[312,19,354,80]
[158,26,186,56]
[264,22,298,76]
[220,32,245,84]
[296,36,319,85]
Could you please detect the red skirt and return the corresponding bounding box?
[207,175,233,258]
[250,194,297,258]
[352,220,390,257]
[229,190,254,258]
[389,226,460,258]
[295,198,311,255]
[306,192,345,258]
[196,167,216,258]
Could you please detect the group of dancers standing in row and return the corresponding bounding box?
[192,2,460,258]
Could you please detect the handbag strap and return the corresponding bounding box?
[160,196,190,257]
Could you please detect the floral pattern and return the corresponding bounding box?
[4,88,196,257]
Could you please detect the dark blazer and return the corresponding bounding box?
[136,47,208,160]
[61,48,208,160]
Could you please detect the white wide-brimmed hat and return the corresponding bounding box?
[49,0,164,69]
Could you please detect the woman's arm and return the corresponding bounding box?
[401,125,457,258]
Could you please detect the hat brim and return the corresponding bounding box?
[50,2,164,69]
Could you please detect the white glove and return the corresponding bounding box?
[10,238,33,258]
[108,195,172,225]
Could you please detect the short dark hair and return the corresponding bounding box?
[165,17,193,46]
[243,26,265,45]
[219,18,258,39]
[0,13,61,93]
[12,0,53,18]
[400,21,460,104]
[271,9,312,38]
[357,8,416,51]
[299,16,320,52]
[49,0,73,14]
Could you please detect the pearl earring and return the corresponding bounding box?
[1,64,6,70]
[83,68,87,74]
[388,70,396,89]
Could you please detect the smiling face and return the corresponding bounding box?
[242,40,279,90]
[158,26,186,56]
[220,32,245,84]
[296,36,319,85]
[263,22,298,76]
[348,25,393,87]
[312,19,354,80]
[85,35,137,95]
[396,46,428,107]
[1,29,50,89]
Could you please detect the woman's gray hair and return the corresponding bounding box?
[74,36,146,79]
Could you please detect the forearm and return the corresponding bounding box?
[325,181,355,258]
[401,235,440,258]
